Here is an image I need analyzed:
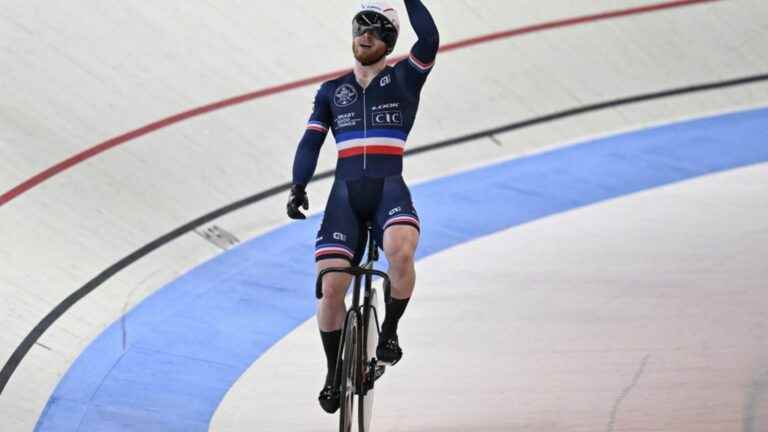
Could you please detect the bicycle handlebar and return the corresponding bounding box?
[316,266,392,304]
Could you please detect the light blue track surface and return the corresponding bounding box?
[37,108,768,431]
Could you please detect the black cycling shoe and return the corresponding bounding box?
[376,334,403,365]
[318,385,340,414]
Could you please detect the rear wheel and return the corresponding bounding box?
[339,312,360,432]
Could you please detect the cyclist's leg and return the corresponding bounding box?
[317,258,353,332]
[375,175,420,299]
[374,176,420,362]
[380,224,419,344]
[316,180,366,412]
[316,180,366,332]
[382,225,419,300]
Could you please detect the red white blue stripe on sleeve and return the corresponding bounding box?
[306,121,329,133]
[408,53,435,73]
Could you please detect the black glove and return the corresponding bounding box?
[286,184,309,219]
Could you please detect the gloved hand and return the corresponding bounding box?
[286,184,309,219]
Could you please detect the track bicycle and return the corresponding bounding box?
[316,223,392,432]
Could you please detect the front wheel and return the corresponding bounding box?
[339,312,360,432]
[358,287,380,431]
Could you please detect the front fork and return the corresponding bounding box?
[360,289,383,395]
[319,266,390,393]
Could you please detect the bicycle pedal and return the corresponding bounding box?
[362,361,386,390]
[373,364,386,381]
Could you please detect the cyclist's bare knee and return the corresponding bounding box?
[383,225,419,267]
[317,258,353,303]
[321,275,350,304]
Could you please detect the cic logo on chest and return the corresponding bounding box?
[372,110,402,126]
[371,101,402,126]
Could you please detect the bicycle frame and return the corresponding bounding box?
[315,224,392,430]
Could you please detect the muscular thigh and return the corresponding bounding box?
[374,175,421,248]
[316,180,367,266]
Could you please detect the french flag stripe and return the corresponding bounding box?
[385,215,420,228]
[336,137,405,151]
[316,246,354,257]
[306,122,328,133]
[339,146,404,158]
[408,54,434,72]
[336,129,408,142]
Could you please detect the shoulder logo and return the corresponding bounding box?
[334,84,358,107]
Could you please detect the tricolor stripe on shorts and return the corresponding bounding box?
[307,121,329,133]
[315,244,355,260]
[408,53,434,73]
[384,215,421,231]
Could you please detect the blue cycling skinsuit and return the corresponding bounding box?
[291,0,439,265]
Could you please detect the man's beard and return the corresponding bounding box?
[353,43,387,66]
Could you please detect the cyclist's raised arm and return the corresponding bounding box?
[406,0,439,71]
[287,82,332,219]
[397,0,440,93]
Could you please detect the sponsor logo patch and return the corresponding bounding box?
[372,110,403,126]
[372,102,399,111]
[334,84,358,107]
[335,112,361,129]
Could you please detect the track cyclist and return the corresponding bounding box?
[286,0,439,414]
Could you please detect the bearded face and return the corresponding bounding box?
[352,32,388,66]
